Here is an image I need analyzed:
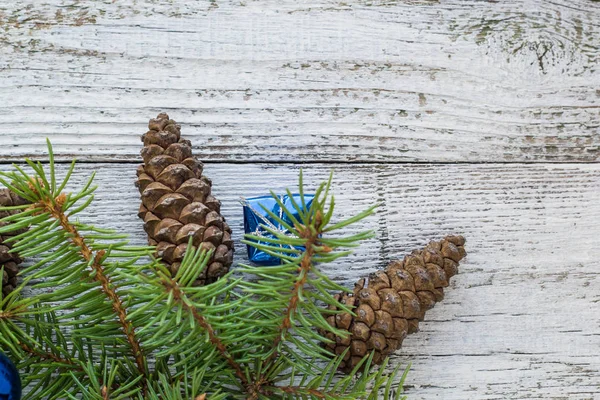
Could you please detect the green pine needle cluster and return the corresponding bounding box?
[0,141,408,400]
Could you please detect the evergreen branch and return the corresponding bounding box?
[160,276,251,392]
[239,175,403,398]
[1,144,408,400]
[261,211,323,374]
[34,189,148,390]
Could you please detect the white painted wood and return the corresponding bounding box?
[1,0,599,398]
[3,162,598,399]
[0,0,599,162]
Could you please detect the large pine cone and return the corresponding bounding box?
[136,113,234,285]
[0,189,28,297]
[321,235,466,372]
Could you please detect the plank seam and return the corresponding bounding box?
[0,160,598,166]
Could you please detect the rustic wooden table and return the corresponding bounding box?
[1,1,599,399]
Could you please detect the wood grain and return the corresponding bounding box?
[0,0,599,162]
[3,162,597,399]
[1,0,599,398]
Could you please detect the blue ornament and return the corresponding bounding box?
[0,352,21,400]
[242,194,314,265]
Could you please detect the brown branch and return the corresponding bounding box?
[249,211,324,400]
[101,385,109,400]
[265,213,322,366]
[19,342,80,368]
[38,194,147,389]
[4,308,79,369]
[263,237,317,368]
[163,279,254,396]
[0,302,28,319]
[0,312,11,319]
[0,310,16,320]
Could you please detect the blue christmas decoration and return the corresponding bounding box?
[242,194,314,265]
[0,352,21,400]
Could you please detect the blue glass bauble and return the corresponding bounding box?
[0,352,21,400]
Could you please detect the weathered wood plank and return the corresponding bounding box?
[3,162,598,399]
[0,0,599,162]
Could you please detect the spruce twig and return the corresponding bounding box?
[160,276,250,390]
[19,343,79,367]
[255,208,325,394]
[29,181,148,391]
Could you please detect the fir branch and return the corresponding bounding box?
[160,276,250,391]
[0,144,408,400]
[5,166,148,392]
[34,194,148,386]
[261,210,324,372]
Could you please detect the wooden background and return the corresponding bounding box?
[1,1,599,398]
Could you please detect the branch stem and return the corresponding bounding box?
[251,211,323,399]
[163,279,253,393]
[265,236,317,368]
[19,342,80,368]
[40,196,147,388]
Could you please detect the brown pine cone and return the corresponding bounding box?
[136,113,234,286]
[321,235,466,372]
[0,189,28,297]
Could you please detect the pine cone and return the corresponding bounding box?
[136,113,233,285]
[136,113,234,285]
[0,189,28,297]
[321,235,466,372]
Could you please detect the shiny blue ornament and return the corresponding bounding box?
[0,352,21,400]
[242,194,314,265]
